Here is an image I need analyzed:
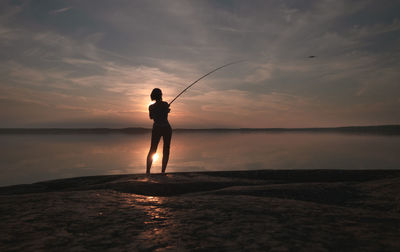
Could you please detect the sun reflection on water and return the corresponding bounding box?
[152,153,159,163]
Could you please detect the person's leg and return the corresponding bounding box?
[146,128,161,174]
[161,126,172,173]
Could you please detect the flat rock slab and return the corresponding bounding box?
[1,170,400,251]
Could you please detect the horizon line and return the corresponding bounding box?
[0,124,400,130]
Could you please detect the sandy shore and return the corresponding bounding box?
[1,170,400,251]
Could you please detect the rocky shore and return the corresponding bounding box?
[1,170,400,251]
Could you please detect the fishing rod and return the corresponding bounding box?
[169,60,244,105]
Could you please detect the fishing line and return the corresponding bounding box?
[169,60,245,105]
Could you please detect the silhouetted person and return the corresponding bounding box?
[146,88,172,175]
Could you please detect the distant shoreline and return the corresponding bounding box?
[0,125,400,135]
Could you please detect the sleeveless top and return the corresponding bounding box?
[149,101,170,127]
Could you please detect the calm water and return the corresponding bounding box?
[1,132,400,186]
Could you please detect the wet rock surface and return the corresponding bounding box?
[1,170,400,251]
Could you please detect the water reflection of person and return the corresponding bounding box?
[146,88,172,175]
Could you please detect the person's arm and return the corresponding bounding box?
[149,106,154,119]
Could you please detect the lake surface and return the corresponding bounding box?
[1,132,400,186]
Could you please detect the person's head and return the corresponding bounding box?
[150,88,162,101]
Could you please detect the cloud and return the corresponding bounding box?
[49,7,72,15]
[245,63,274,83]
[0,0,399,127]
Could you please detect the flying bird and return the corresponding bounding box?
[308,56,316,58]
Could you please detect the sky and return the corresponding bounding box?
[0,0,399,128]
